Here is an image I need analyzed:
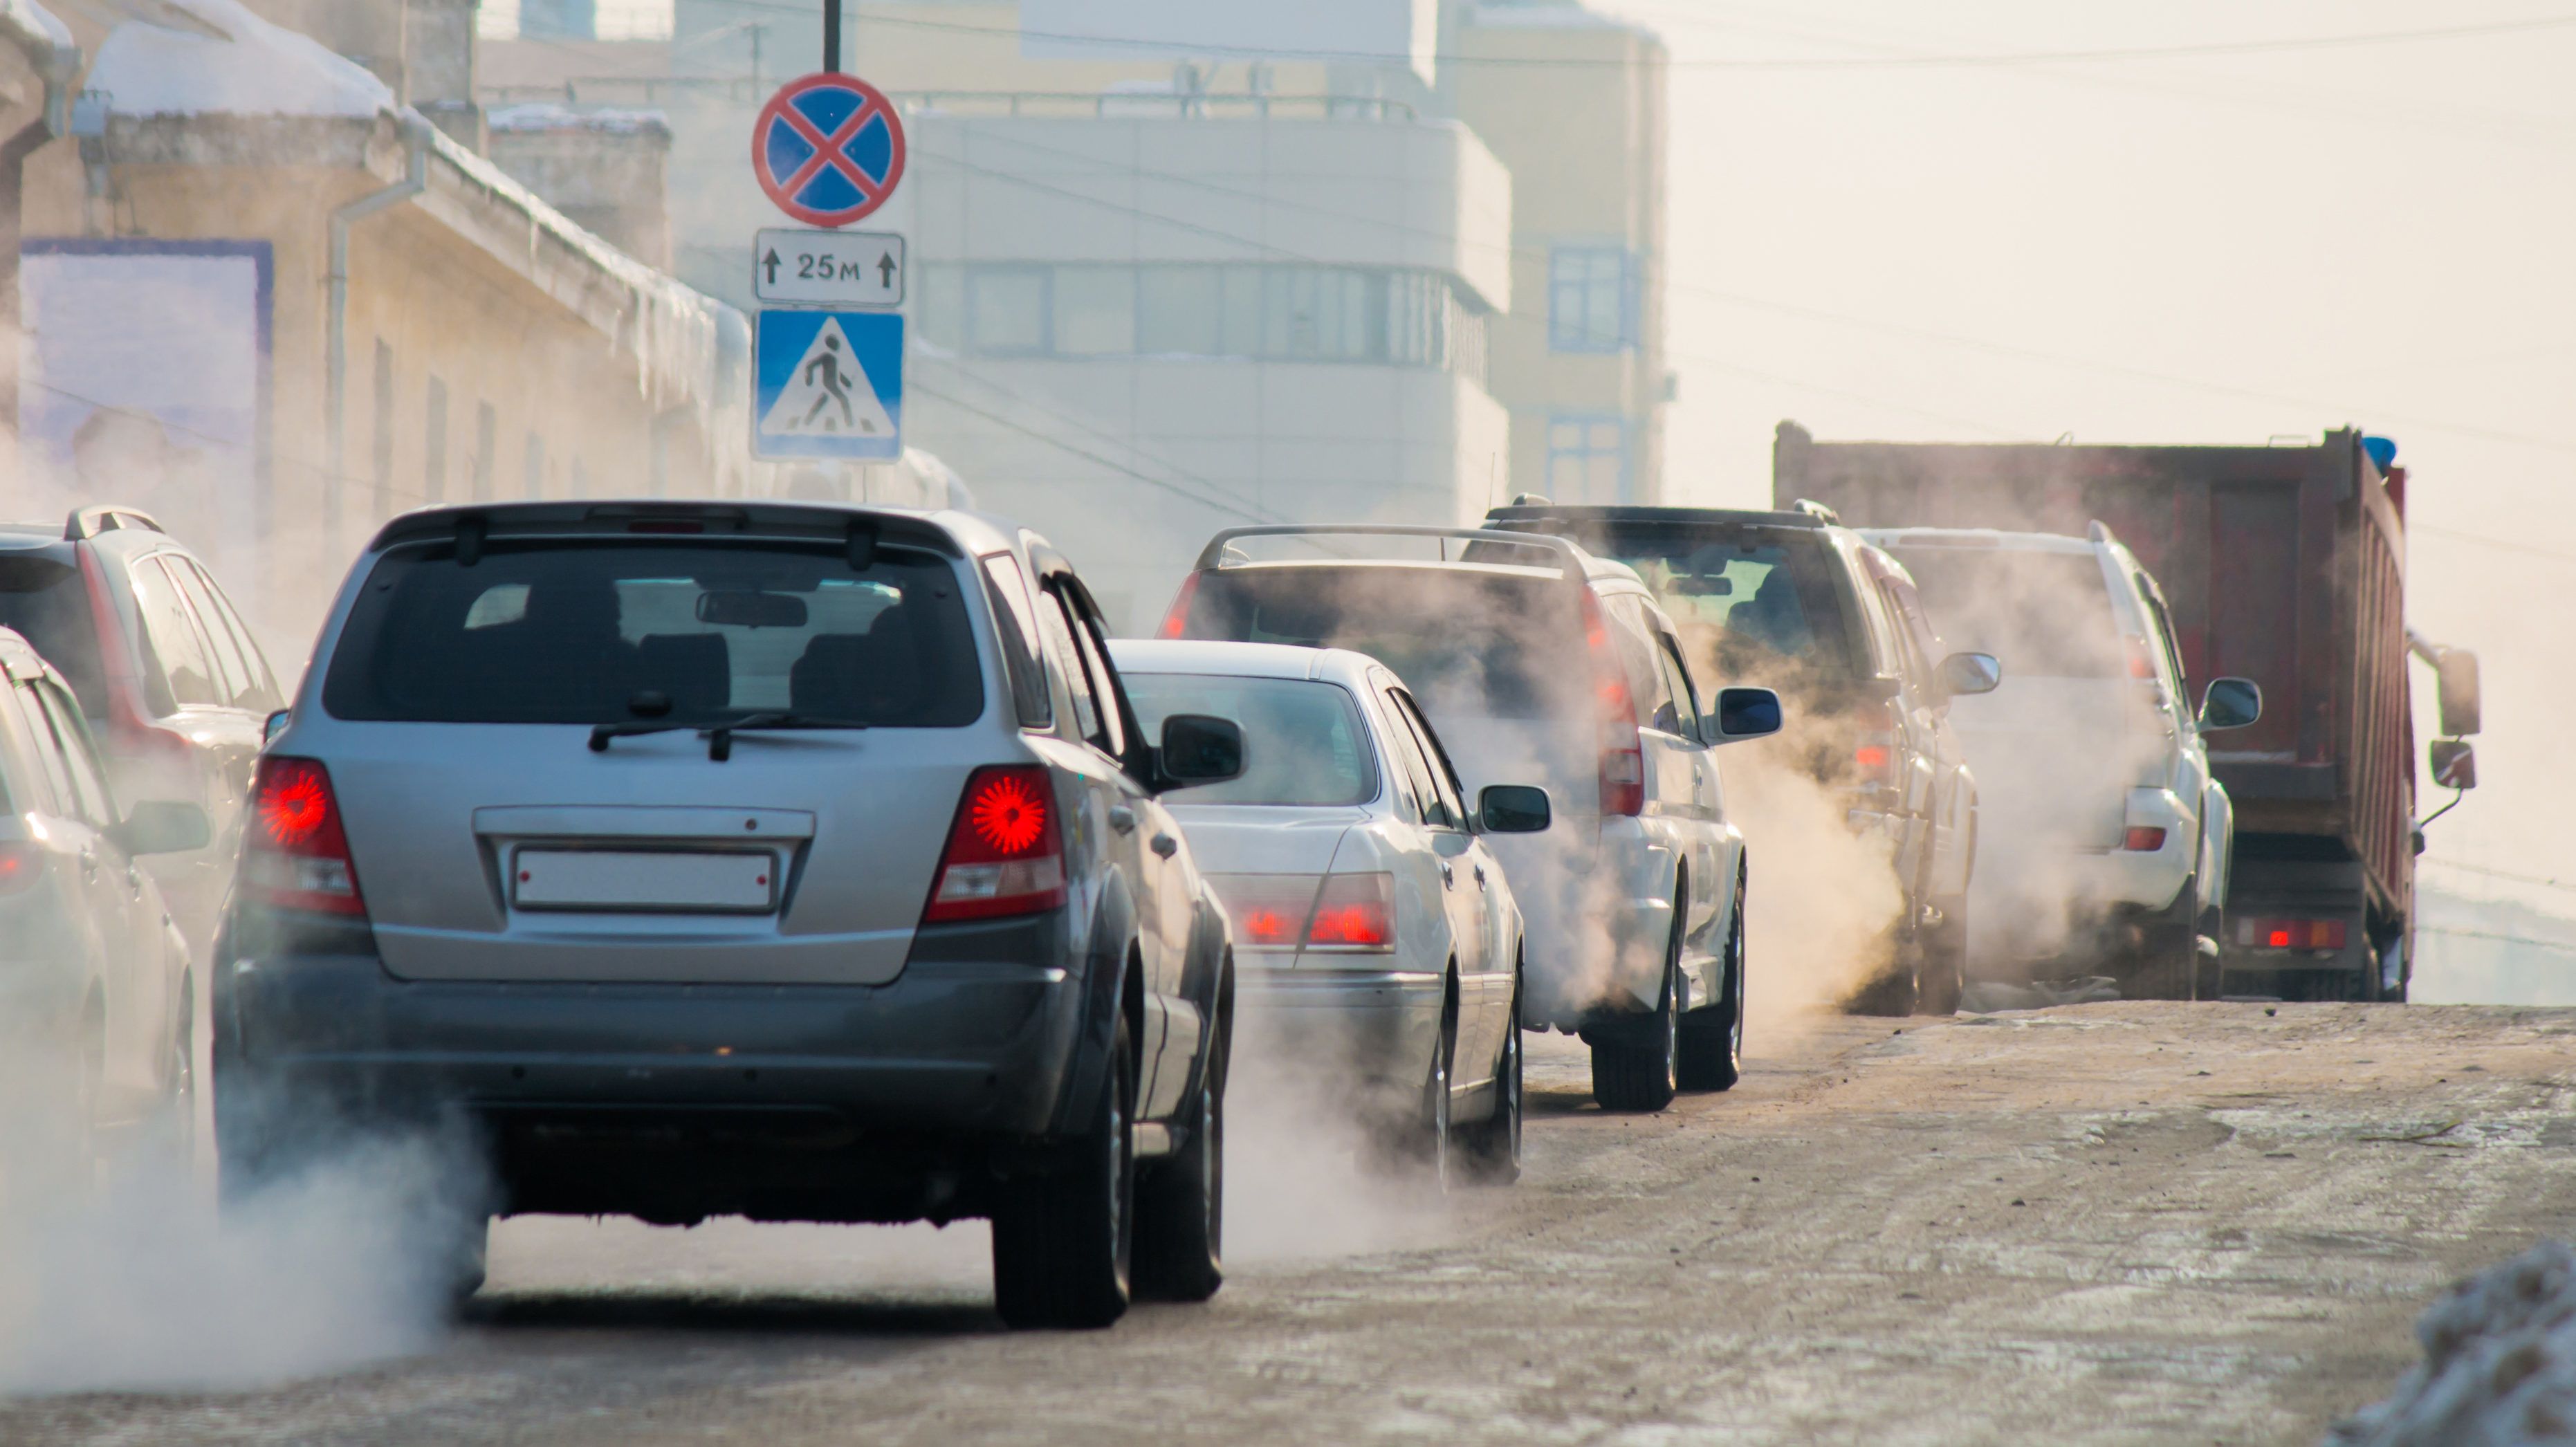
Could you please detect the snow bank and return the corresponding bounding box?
[88,0,392,120]
[2328,1239,2576,1446]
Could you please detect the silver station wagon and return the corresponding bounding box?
[217,501,1246,1330]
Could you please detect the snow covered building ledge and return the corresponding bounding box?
[0,0,756,626]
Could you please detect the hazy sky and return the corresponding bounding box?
[1598,0,2575,928]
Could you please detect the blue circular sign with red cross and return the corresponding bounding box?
[752,73,907,228]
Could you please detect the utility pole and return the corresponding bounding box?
[822,0,842,74]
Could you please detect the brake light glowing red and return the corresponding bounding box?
[1854,745,1893,772]
[1159,571,1202,639]
[1305,873,1395,952]
[2123,826,2167,851]
[1581,589,1646,818]
[2126,638,2158,681]
[245,757,366,917]
[923,765,1067,923]
[0,841,39,894]
[2238,917,2347,951]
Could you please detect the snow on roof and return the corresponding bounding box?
[488,103,672,137]
[87,0,393,120]
[0,0,75,56]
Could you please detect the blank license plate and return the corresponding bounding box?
[513,850,778,912]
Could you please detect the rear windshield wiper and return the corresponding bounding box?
[589,713,872,759]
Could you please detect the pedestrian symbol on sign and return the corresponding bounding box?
[760,317,894,439]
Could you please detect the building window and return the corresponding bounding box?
[1549,246,1633,353]
[424,377,448,503]
[1547,415,1630,503]
[1138,264,1222,355]
[1053,267,1137,356]
[967,267,1049,354]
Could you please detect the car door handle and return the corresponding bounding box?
[78,847,97,880]
[1439,860,1455,888]
[1108,805,1138,834]
[1150,833,1179,859]
[1472,864,1487,890]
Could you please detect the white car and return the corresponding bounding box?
[1112,639,1551,1183]
[1861,525,2263,997]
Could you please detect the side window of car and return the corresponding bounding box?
[0,679,60,815]
[1035,589,1103,745]
[2137,576,2190,698]
[1848,557,1904,676]
[1873,581,1933,690]
[129,556,221,710]
[1376,684,1452,828]
[1365,676,1425,818]
[1391,690,1471,827]
[28,679,113,825]
[978,553,1054,729]
[1655,634,1700,739]
[1060,587,1130,761]
[160,558,252,708]
[1606,595,1674,728]
[174,559,281,711]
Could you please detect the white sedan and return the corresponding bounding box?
[1112,640,1552,1186]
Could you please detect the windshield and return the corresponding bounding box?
[1173,568,1584,720]
[0,554,106,717]
[322,541,983,726]
[1124,674,1378,807]
[1886,547,2125,679]
[1530,526,1857,688]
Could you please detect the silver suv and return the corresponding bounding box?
[217,502,1246,1330]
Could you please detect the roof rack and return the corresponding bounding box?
[1787,498,1841,526]
[2086,519,2121,549]
[1192,524,1586,580]
[64,506,165,542]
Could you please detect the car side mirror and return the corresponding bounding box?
[1935,651,2002,699]
[112,800,211,857]
[2198,677,2263,731]
[1709,686,1784,744]
[264,708,291,746]
[2429,738,2477,791]
[2436,649,2481,736]
[1154,713,1244,791]
[1475,784,1552,834]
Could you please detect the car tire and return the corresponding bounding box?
[992,1015,1136,1330]
[1593,904,1682,1113]
[1413,996,1457,1192]
[2122,876,2202,1001]
[2193,905,2226,1001]
[1920,896,1967,1017]
[434,1210,490,1310]
[1460,969,1524,1184]
[1679,876,1745,1093]
[1133,1022,1225,1303]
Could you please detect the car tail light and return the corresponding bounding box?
[1157,571,1202,639]
[1852,699,1899,791]
[923,765,1067,923]
[1580,590,1644,818]
[1213,874,1323,949]
[243,757,366,917]
[0,840,42,894]
[2122,827,2168,851]
[1305,872,1395,952]
[2238,917,2347,951]
[2125,638,2158,681]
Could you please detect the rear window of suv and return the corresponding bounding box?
[1173,567,1583,720]
[322,541,983,726]
[1886,546,2124,678]
[0,553,106,716]
[1566,526,1859,685]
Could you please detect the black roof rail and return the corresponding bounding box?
[1190,523,1588,579]
[64,505,165,542]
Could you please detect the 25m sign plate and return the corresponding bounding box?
[754,229,905,308]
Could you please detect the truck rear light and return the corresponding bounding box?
[1305,872,1395,952]
[923,765,1067,923]
[1213,874,1323,948]
[1158,571,1202,638]
[2122,827,2167,851]
[1581,589,1645,818]
[244,757,367,917]
[2238,917,2346,951]
[0,840,41,894]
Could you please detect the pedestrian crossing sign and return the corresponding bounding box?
[753,310,902,460]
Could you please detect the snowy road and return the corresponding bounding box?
[10,1003,2575,1445]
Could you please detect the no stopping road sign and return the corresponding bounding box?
[752,73,907,229]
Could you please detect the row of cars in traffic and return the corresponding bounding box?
[1,487,2269,1332]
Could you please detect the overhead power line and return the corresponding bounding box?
[2422,860,2576,894]
[907,378,1271,524]
[2418,925,2576,953]
[691,2,2576,71]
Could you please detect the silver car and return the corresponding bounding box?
[1112,640,1551,1185]
[217,502,1245,1330]
[0,627,208,1167]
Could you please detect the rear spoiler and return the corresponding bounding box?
[1191,524,1587,579]
[65,506,163,541]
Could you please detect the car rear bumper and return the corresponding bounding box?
[1235,960,1443,1094]
[214,912,1106,1221]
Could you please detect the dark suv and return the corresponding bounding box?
[0,506,283,957]
[1484,501,1997,1015]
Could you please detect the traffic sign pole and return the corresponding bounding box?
[823,0,841,74]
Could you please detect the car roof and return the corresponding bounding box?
[1857,526,2102,557]
[1108,638,1380,688]
[1487,504,1828,533]
[364,499,1018,561]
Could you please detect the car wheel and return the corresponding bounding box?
[135,974,197,1173]
[1920,896,1967,1017]
[1413,997,1456,1192]
[2193,905,2226,1001]
[1133,1020,1225,1302]
[433,1209,490,1311]
[1679,876,1745,1093]
[1460,970,1524,1184]
[992,1014,1135,1329]
[1593,903,1681,1113]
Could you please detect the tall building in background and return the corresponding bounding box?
[521,0,600,40]
[1455,1,1668,504]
